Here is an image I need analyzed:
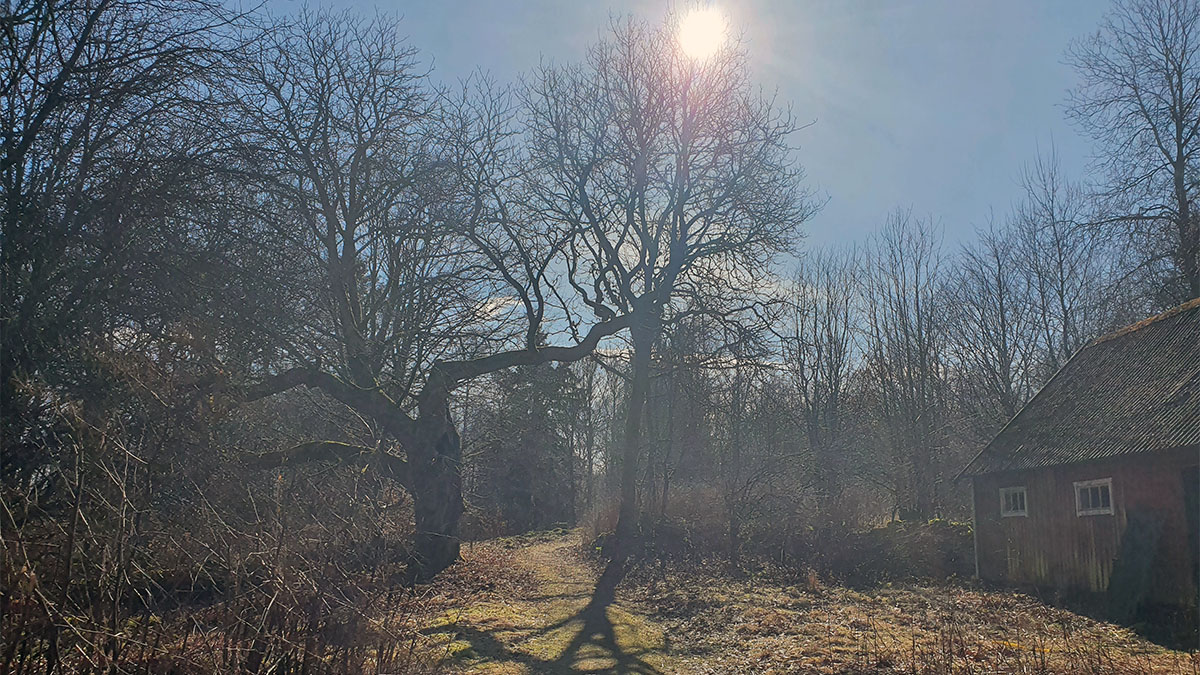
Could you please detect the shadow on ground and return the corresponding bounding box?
[422,558,665,673]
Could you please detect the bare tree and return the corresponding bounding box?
[643,318,719,520]
[228,10,631,579]
[859,210,948,520]
[0,3,266,666]
[523,15,814,548]
[1,0,242,488]
[1067,0,1200,302]
[568,359,602,515]
[712,365,798,566]
[944,223,1039,437]
[782,248,858,517]
[1013,151,1122,376]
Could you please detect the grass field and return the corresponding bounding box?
[410,531,1198,674]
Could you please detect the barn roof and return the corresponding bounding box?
[959,298,1200,477]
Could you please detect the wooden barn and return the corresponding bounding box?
[960,299,1200,613]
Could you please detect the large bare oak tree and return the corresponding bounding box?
[523,16,815,547]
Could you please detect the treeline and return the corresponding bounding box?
[485,160,1140,565]
[2,0,1197,672]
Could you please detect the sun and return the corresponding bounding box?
[678,7,727,61]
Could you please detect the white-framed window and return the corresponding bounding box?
[1074,478,1113,516]
[1000,486,1027,517]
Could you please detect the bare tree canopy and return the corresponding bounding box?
[1067,0,1200,302]
[223,9,644,580]
[523,14,815,545]
[4,2,1197,672]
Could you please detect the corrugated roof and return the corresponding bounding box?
[960,298,1200,477]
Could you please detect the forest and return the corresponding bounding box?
[2,0,1199,672]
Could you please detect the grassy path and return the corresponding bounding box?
[425,537,673,673]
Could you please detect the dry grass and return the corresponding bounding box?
[422,532,670,673]
[423,531,1199,674]
[627,561,1199,674]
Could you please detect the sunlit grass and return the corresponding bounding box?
[414,532,1196,674]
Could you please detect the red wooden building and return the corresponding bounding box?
[960,299,1200,612]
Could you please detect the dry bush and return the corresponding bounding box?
[810,518,976,586]
[595,480,973,590]
[0,353,448,675]
[579,498,621,551]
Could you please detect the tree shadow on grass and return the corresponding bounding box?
[423,558,663,673]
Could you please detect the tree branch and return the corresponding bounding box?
[423,313,633,401]
[244,441,411,489]
[241,366,418,446]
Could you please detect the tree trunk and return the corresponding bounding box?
[660,462,670,519]
[613,317,656,548]
[1185,216,1199,300]
[568,440,577,526]
[408,411,464,582]
[1176,172,1199,299]
[911,441,935,521]
[727,506,741,567]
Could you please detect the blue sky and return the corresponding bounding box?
[308,0,1112,247]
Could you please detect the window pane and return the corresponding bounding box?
[1077,482,1113,513]
[1001,488,1026,515]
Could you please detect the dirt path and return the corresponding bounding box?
[425,537,674,673]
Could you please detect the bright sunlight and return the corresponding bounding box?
[678,6,727,60]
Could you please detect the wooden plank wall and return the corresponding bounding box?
[972,445,1199,604]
